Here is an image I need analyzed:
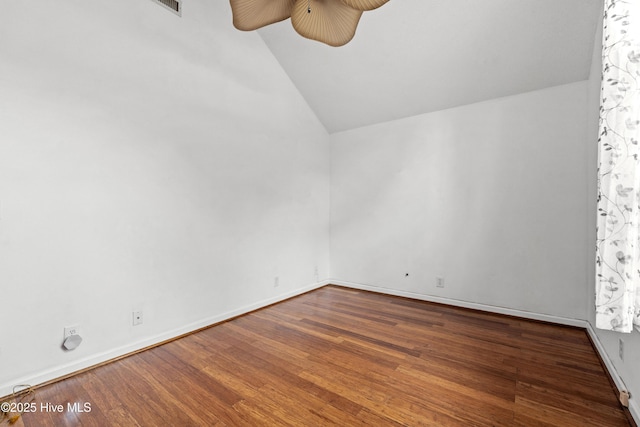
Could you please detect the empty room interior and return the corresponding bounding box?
[1,0,639,425]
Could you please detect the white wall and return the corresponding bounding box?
[330,81,589,321]
[0,0,330,396]
[586,2,640,418]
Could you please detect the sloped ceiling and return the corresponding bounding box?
[255,0,602,133]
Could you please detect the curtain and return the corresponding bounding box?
[596,0,640,332]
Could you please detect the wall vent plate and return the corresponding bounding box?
[150,0,181,16]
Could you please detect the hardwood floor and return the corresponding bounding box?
[3,285,632,426]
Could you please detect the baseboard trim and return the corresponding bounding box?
[0,281,329,399]
[330,279,587,328]
[586,323,640,426]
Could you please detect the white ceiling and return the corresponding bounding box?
[257,0,602,133]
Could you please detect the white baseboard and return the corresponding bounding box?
[0,281,329,399]
[586,323,640,424]
[330,279,587,328]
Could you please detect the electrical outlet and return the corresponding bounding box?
[314,266,319,282]
[133,311,143,326]
[436,277,445,288]
[619,338,624,361]
[274,276,279,287]
[64,325,80,339]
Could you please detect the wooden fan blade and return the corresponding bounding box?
[291,0,362,47]
[230,0,295,31]
[340,0,389,11]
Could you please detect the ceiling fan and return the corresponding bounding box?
[229,0,390,47]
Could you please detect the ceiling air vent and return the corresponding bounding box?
[151,0,181,16]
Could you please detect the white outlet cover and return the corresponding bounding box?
[64,325,80,339]
[133,311,143,326]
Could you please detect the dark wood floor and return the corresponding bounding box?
[3,285,631,426]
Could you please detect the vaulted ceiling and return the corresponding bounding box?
[255,0,602,133]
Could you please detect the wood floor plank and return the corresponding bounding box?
[11,285,632,426]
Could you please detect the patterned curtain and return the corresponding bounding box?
[596,0,640,332]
